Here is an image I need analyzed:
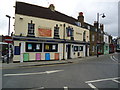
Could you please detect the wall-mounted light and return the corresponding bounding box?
[20,33,23,37]
[60,24,62,26]
[19,16,23,20]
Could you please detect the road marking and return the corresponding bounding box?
[112,79,120,83]
[1,63,70,70]
[4,70,64,76]
[112,56,118,61]
[110,56,118,63]
[87,83,98,90]
[85,77,120,83]
[46,70,63,74]
[64,86,68,90]
[27,87,45,90]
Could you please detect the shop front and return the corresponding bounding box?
[13,36,64,62]
[104,43,109,54]
[13,36,89,62]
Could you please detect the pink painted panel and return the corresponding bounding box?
[36,53,41,60]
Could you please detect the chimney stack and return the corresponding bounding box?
[78,12,84,27]
[49,4,55,11]
[94,21,98,28]
[100,24,104,31]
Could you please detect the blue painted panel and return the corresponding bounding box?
[45,53,50,60]
[14,46,20,55]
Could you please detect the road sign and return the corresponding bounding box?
[4,36,13,43]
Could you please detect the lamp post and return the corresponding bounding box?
[6,15,11,36]
[96,13,105,57]
[6,15,11,64]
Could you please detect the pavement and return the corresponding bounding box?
[0,55,99,69]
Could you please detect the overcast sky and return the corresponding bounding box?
[0,0,119,38]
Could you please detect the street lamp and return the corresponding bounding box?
[6,15,11,64]
[96,13,105,57]
[6,15,11,36]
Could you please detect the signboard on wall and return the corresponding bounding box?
[38,28,52,37]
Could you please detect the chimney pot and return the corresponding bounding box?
[49,4,55,11]
[79,12,83,16]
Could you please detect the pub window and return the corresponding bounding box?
[28,20,35,36]
[66,26,74,37]
[28,44,32,50]
[79,46,83,51]
[74,46,78,51]
[54,24,59,39]
[106,46,108,50]
[52,45,56,50]
[44,43,58,52]
[83,31,86,41]
[14,46,20,55]
[26,42,42,52]
[88,26,90,30]
[92,35,95,41]
[92,46,95,52]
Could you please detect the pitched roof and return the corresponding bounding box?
[15,2,77,25]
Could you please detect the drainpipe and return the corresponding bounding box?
[62,24,66,60]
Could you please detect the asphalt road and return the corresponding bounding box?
[2,53,120,89]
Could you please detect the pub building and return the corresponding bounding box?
[13,1,90,62]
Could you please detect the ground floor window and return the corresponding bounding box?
[74,46,83,51]
[106,46,108,50]
[44,43,58,52]
[74,46,78,51]
[92,46,94,52]
[26,42,42,52]
[14,46,20,55]
[79,46,83,51]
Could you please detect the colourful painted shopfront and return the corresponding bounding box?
[104,44,109,54]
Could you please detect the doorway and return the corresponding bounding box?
[85,45,88,57]
[67,44,71,59]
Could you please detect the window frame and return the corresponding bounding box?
[54,24,60,38]
[92,34,95,41]
[79,46,83,51]
[92,46,95,52]
[28,20,35,36]
[66,27,74,37]
[74,46,78,51]
[44,43,58,52]
[26,42,42,52]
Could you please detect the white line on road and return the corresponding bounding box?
[4,70,64,76]
[85,77,120,83]
[87,83,98,90]
[112,79,120,83]
[64,86,68,90]
[112,56,118,61]
[110,56,118,63]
